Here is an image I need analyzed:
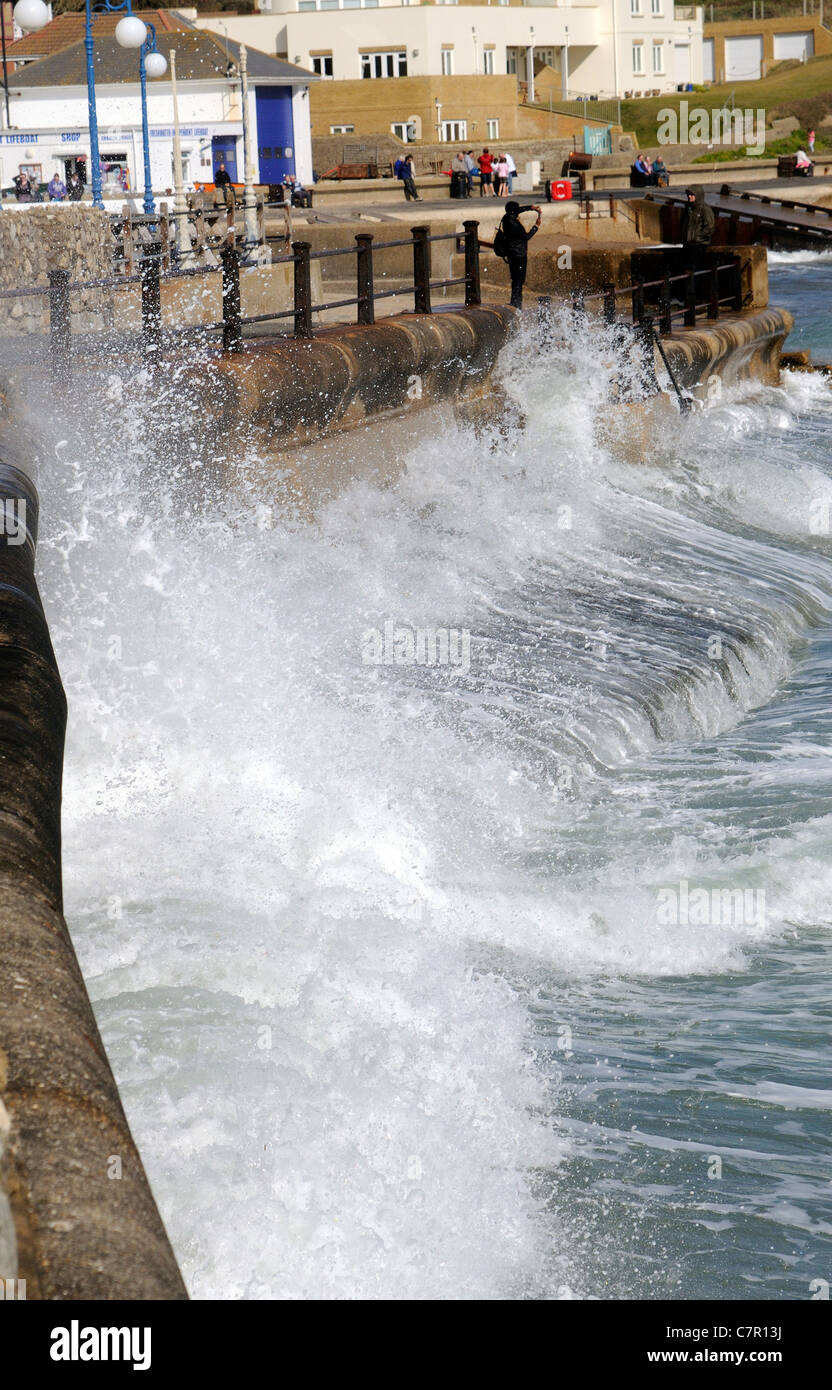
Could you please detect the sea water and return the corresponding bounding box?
[30,259,832,1300]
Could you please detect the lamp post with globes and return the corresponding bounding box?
[139,25,167,216]
[13,0,147,210]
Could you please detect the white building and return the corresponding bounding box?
[1,27,315,196]
[189,2,704,104]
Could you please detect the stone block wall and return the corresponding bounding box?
[0,206,113,336]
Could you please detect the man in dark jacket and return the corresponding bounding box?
[680,185,714,266]
[498,200,542,309]
[214,162,234,207]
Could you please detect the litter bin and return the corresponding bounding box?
[450,171,468,199]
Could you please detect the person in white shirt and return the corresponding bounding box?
[505,152,517,195]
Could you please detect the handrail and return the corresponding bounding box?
[2,227,744,374]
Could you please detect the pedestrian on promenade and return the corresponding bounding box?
[464,150,476,194]
[493,200,542,309]
[47,173,66,201]
[494,154,509,197]
[67,172,84,201]
[505,151,517,194]
[478,149,495,196]
[808,128,816,153]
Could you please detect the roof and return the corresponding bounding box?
[10,29,316,88]
[6,9,189,62]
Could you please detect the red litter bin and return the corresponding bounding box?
[546,179,573,201]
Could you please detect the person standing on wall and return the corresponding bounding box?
[493,200,542,309]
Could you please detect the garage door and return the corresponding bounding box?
[703,37,714,83]
[725,34,763,81]
[773,31,814,62]
[674,43,691,85]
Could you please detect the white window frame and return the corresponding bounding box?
[360,49,408,78]
[651,42,664,73]
[630,0,642,13]
[483,48,495,76]
[486,118,500,140]
[441,48,454,76]
[632,43,644,74]
[441,119,467,142]
[651,0,662,12]
[330,124,355,134]
[312,54,334,77]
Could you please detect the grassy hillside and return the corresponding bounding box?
[622,52,832,147]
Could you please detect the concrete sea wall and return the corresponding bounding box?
[0,428,187,1300]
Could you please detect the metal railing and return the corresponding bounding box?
[0,220,484,379]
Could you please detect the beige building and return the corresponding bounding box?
[188,3,705,145]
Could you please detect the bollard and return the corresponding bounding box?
[411,225,432,314]
[48,268,71,385]
[463,219,481,307]
[292,240,313,338]
[636,315,661,396]
[221,242,242,352]
[355,233,374,325]
[140,241,162,361]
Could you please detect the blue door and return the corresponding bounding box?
[255,86,295,183]
[211,136,238,183]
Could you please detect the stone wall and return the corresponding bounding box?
[0,206,112,336]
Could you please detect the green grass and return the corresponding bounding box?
[691,128,831,161]
[621,53,832,148]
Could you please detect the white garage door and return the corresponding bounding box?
[773,31,814,62]
[703,37,715,82]
[725,34,764,81]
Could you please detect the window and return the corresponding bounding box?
[330,124,355,134]
[441,48,453,76]
[487,118,499,139]
[320,0,338,8]
[483,49,494,76]
[506,46,517,75]
[630,0,642,12]
[441,120,467,142]
[361,50,407,78]
[632,43,644,73]
[298,1,315,9]
[651,42,664,73]
[363,0,379,7]
[651,0,662,11]
[343,0,359,6]
[312,54,333,76]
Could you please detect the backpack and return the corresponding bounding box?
[492,223,509,261]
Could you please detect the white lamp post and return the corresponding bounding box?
[169,48,188,255]
[239,44,259,257]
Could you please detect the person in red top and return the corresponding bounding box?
[477,148,495,197]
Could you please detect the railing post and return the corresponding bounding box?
[602,282,616,324]
[293,239,313,338]
[193,195,205,259]
[463,219,480,306]
[637,314,661,397]
[537,294,553,346]
[257,193,265,251]
[412,224,432,314]
[121,202,134,277]
[159,203,170,272]
[708,262,720,319]
[731,256,743,311]
[684,267,697,327]
[48,268,71,384]
[660,274,672,335]
[221,241,242,352]
[140,241,162,362]
[355,233,375,325]
[631,276,645,324]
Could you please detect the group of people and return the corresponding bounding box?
[12,169,83,202]
[456,149,517,197]
[630,153,669,188]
